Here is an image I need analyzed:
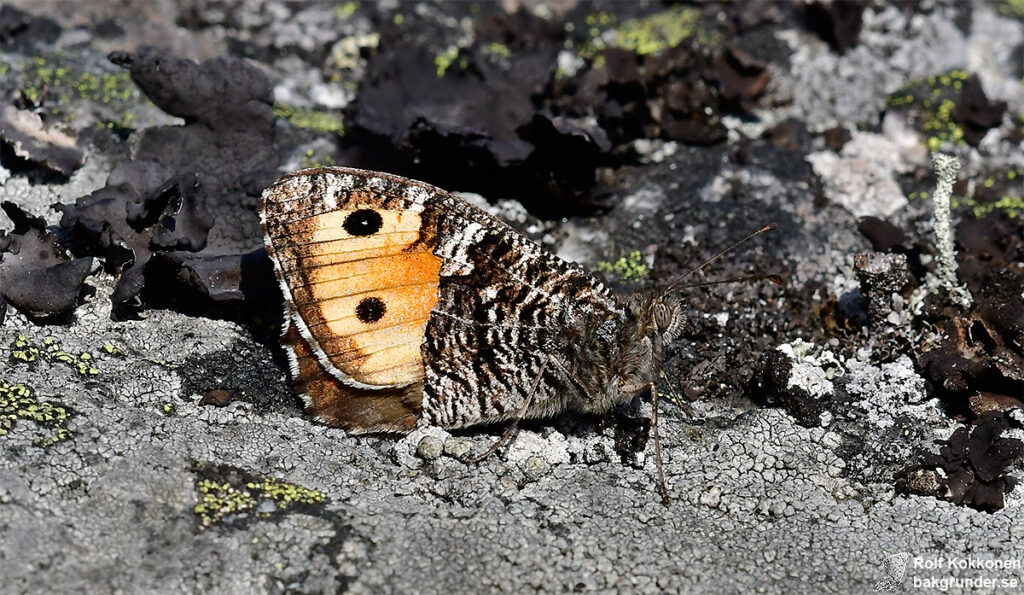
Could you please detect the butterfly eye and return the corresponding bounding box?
[653,303,674,332]
[355,296,387,323]
[652,301,685,341]
[343,209,383,236]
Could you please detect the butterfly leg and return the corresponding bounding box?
[549,357,598,403]
[650,378,671,506]
[467,355,552,464]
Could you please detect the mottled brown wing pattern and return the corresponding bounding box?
[422,202,625,428]
[261,167,624,432]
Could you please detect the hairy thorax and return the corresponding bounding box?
[560,302,656,415]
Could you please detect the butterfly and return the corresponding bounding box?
[260,166,773,503]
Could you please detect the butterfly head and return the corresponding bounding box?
[648,294,686,352]
[611,222,780,398]
[602,292,685,400]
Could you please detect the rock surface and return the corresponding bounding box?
[1,1,1023,593]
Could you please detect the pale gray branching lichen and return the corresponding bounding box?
[929,153,973,308]
[911,153,973,312]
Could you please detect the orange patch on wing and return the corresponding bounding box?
[298,252,441,297]
[316,317,431,386]
[277,207,441,388]
[305,209,421,244]
[315,282,438,328]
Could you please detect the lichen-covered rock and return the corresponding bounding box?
[1,2,1023,593]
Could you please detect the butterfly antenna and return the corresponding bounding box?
[663,223,777,295]
[649,377,671,506]
[672,272,783,292]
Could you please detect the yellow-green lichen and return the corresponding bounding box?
[42,337,100,376]
[482,42,512,60]
[596,250,649,282]
[194,479,259,528]
[273,103,346,134]
[613,6,703,56]
[585,12,617,28]
[886,93,915,108]
[578,6,714,62]
[886,70,971,153]
[947,167,1024,218]
[11,334,39,363]
[999,0,1024,18]
[393,13,405,25]
[19,55,137,126]
[334,1,360,18]
[71,69,136,103]
[247,478,327,509]
[300,149,337,169]
[194,469,327,528]
[435,45,460,77]
[10,335,99,375]
[0,381,72,445]
[583,10,617,45]
[103,110,136,131]
[971,195,1024,218]
[952,193,1024,219]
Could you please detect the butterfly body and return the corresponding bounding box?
[260,167,681,434]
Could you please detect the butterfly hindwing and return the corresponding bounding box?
[422,201,624,428]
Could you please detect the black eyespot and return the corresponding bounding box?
[355,297,387,323]
[343,209,383,236]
